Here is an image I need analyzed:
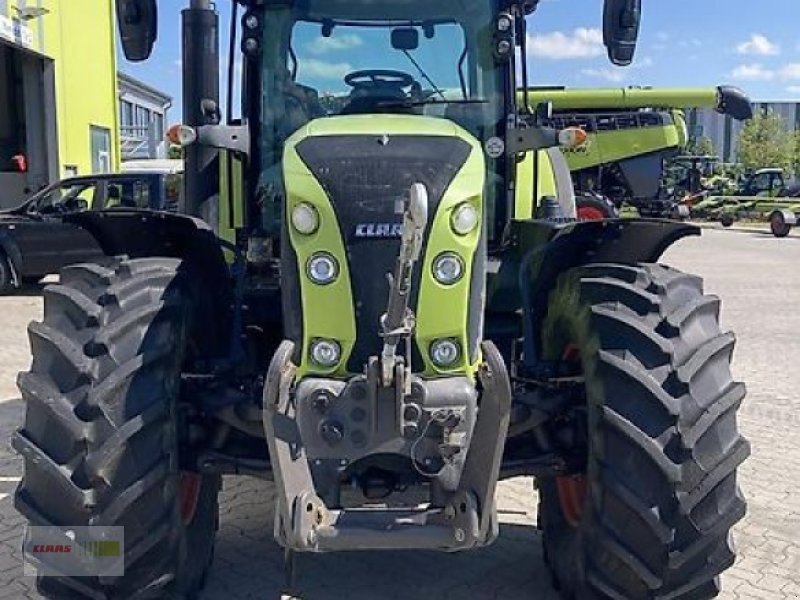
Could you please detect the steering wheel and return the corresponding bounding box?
[344,70,415,89]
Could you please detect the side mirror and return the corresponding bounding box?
[603,0,641,66]
[116,0,158,62]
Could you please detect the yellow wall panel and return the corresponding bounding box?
[6,0,119,176]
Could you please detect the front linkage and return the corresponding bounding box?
[264,339,511,552]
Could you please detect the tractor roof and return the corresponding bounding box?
[298,0,492,23]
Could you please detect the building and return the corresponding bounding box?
[685,101,800,164]
[0,0,119,207]
[118,72,172,162]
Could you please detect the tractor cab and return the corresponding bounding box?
[740,167,786,197]
[253,0,508,241]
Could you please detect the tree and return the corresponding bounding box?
[737,111,796,174]
[167,144,183,160]
[793,130,800,178]
[685,135,715,157]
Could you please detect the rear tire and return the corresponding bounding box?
[538,263,749,599]
[720,214,735,228]
[13,258,219,599]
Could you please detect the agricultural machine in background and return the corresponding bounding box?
[13,0,749,599]
[689,166,800,236]
[669,155,729,197]
[522,86,753,219]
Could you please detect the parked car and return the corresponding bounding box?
[0,171,181,293]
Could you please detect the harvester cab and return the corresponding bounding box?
[13,1,749,599]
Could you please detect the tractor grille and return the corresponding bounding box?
[295,135,471,371]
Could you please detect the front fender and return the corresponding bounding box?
[771,209,798,226]
[491,218,699,368]
[66,209,234,359]
[515,218,700,265]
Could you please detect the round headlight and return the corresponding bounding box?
[310,339,342,368]
[307,253,339,285]
[430,339,461,368]
[291,203,319,235]
[432,253,464,285]
[451,203,479,235]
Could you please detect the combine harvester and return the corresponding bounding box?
[523,86,753,219]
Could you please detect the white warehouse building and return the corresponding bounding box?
[685,101,800,163]
[118,72,173,162]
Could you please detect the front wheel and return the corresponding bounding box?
[720,213,735,228]
[14,258,219,599]
[770,212,791,238]
[539,263,749,599]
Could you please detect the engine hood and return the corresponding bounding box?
[281,114,487,377]
[288,114,479,148]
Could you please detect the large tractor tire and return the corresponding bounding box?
[538,263,749,599]
[13,258,219,599]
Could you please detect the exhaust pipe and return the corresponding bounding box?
[182,0,220,218]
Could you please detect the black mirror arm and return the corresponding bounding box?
[506,125,559,154]
[195,124,251,157]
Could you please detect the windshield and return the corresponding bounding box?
[256,0,504,235]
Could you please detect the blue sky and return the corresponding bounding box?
[121,0,800,123]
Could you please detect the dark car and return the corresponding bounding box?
[0,172,180,293]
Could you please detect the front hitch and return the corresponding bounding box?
[262,340,511,552]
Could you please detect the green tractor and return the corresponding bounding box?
[14,0,749,598]
[690,167,800,236]
[522,87,753,220]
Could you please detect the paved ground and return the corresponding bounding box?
[0,228,798,599]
